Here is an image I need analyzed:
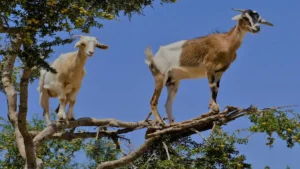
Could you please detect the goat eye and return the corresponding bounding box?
[81,43,86,47]
[243,17,251,25]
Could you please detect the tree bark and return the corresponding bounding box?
[18,67,38,169]
[97,136,161,169]
[1,36,42,169]
[1,36,28,160]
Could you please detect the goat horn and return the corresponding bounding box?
[232,8,245,13]
[259,18,274,26]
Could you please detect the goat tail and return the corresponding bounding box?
[145,47,154,65]
[144,47,160,75]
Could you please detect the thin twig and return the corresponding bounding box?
[144,153,155,169]
[144,112,152,122]
[162,141,170,160]
[190,128,209,144]
[96,127,101,140]
[210,122,217,138]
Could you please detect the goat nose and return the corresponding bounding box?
[89,51,94,55]
[255,25,260,31]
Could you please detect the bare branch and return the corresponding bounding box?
[97,136,161,169]
[0,27,22,34]
[18,67,37,168]
[190,128,209,143]
[0,19,20,34]
[27,105,290,168]
[145,106,259,139]
[93,105,270,169]
[162,142,170,160]
[33,118,154,147]
[144,112,152,122]
[143,153,155,169]
[0,36,29,161]
[30,131,98,141]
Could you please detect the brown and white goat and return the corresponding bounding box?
[37,35,108,126]
[145,8,273,125]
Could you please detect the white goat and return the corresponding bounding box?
[37,35,108,126]
[145,8,273,125]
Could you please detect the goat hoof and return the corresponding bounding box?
[57,112,66,121]
[68,117,75,121]
[210,104,220,113]
[169,119,175,125]
[155,120,166,127]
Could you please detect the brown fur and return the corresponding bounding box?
[147,18,254,125]
[179,23,247,71]
[146,9,273,125]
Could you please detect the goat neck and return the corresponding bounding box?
[74,47,89,71]
[225,20,247,52]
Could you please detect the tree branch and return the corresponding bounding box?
[0,26,22,34]
[30,130,133,142]
[28,104,293,168]
[144,106,257,139]
[162,142,170,160]
[18,67,38,169]
[0,15,22,34]
[97,136,161,169]
[1,36,42,169]
[0,36,28,161]
[33,118,154,147]
[30,131,97,140]
[95,105,288,168]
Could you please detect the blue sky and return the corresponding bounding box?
[1,0,300,168]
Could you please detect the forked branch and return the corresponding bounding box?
[28,105,294,169]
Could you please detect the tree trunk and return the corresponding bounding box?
[1,36,42,169]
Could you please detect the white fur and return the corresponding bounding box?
[150,40,187,74]
[232,14,242,20]
[145,40,207,124]
[148,40,206,80]
[37,35,107,125]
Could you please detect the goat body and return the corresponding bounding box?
[145,9,273,125]
[39,51,86,97]
[37,35,108,125]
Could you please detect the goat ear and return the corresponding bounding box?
[232,14,242,20]
[96,43,109,50]
[259,18,274,26]
[74,41,81,48]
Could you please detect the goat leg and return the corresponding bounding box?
[150,74,166,126]
[207,72,221,113]
[165,80,180,124]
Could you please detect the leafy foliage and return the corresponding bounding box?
[0,0,177,91]
[1,1,299,168]
[129,109,300,169]
[0,113,118,169]
[249,109,300,148]
[194,125,251,169]
[83,138,120,168]
[1,108,299,168]
[131,126,251,169]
